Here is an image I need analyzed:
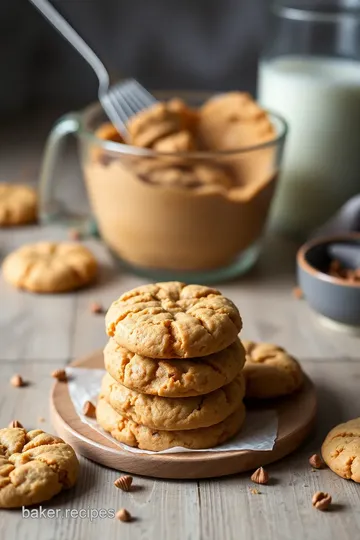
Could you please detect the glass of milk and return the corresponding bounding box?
[258,0,360,238]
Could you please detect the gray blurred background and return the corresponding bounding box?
[1,0,270,117]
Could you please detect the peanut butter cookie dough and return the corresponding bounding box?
[100,372,245,431]
[96,397,246,451]
[0,427,79,508]
[127,99,196,148]
[105,282,242,358]
[104,338,245,397]
[2,241,98,293]
[242,341,303,399]
[86,92,278,272]
[0,183,37,226]
[322,418,360,482]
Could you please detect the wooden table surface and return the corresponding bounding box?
[0,127,360,538]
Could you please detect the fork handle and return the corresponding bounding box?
[28,0,109,95]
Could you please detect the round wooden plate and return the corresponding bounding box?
[51,351,317,479]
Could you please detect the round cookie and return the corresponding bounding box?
[0,427,79,508]
[2,241,98,293]
[0,183,37,226]
[105,282,242,359]
[104,338,245,397]
[96,397,246,451]
[242,340,303,399]
[100,372,245,431]
[322,418,360,482]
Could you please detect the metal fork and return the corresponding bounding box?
[28,0,157,137]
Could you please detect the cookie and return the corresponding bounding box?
[104,337,245,397]
[322,418,360,482]
[106,282,242,358]
[96,397,245,451]
[100,371,245,431]
[0,427,79,508]
[0,183,37,226]
[242,340,303,399]
[2,241,98,293]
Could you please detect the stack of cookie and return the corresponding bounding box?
[96,281,246,452]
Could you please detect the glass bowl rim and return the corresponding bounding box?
[77,97,288,159]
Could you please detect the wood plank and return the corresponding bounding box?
[0,361,200,540]
[0,225,76,362]
[70,238,146,359]
[199,359,360,540]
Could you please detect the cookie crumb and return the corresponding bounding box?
[68,228,81,241]
[10,374,25,387]
[51,369,67,382]
[116,508,132,522]
[90,302,105,315]
[38,417,45,423]
[292,286,303,300]
[8,420,23,428]
[114,475,133,491]
[250,487,261,495]
[312,491,332,511]
[83,400,96,418]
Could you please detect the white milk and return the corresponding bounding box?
[258,56,360,237]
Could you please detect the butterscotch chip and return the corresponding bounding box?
[0,427,79,508]
[312,491,332,511]
[2,241,98,293]
[116,508,132,522]
[100,372,245,431]
[10,374,24,388]
[242,341,303,399]
[8,421,23,429]
[104,338,245,397]
[51,369,67,382]
[0,183,37,226]
[309,454,325,469]
[114,475,133,491]
[292,286,303,300]
[251,467,269,485]
[96,397,245,451]
[90,302,104,314]
[322,418,360,482]
[105,282,242,358]
[83,401,96,418]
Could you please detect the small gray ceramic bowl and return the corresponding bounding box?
[297,234,360,329]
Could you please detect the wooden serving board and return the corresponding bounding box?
[51,351,317,479]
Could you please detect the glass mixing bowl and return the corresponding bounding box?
[39,92,287,283]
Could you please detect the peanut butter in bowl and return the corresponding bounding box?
[82,92,287,280]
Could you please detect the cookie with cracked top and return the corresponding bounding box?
[105,281,242,358]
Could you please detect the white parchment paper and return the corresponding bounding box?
[66,367,278,455]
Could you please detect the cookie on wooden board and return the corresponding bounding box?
[96,397,245,452]
[104,337,245,397]
[242,340,303,399]
[106,282,242,359]
[100,371,245,431]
